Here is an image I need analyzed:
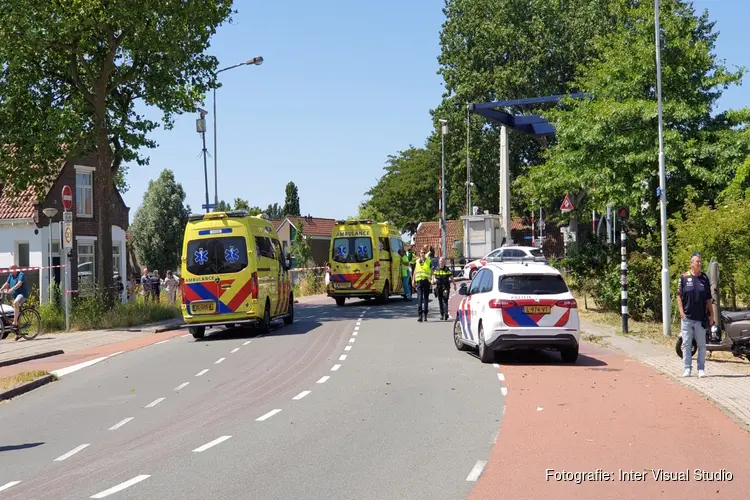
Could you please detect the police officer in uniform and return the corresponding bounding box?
[433,257,456,320]
[398,248,412,300]
[406,246,416,276]
[412,247,433,322]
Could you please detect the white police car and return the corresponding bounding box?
[462,246,545,280]
[453,262,580,363]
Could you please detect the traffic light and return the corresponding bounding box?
[618,206,629,219]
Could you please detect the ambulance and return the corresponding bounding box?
[180,210,293,339]
[327,219,407,306]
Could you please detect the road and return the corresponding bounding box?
[0,296,504,500]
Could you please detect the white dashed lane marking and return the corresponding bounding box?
[349,338,356,343]
[54,444,90,462]
[497,373,505,382]
[174,382,189,391]
[243,341,252,346]
[0,481,21,492]
[352,332,358,336]
[256,409,282,422]
[465,460,488,482]
[339,355,347,361]
[215,357,226,364]
[181,333,191,338]
[317,376,330,384]
[154,339,170,345]
[344,346,352,351]
[331,364,341,372]
[90,475,150,498]
[293,390,311,400]
[501,387,508,396]
[230,348,240,353]
[144,397,165,408]
[195,369,209,377]
[108,417,134,431]
[192,436,232,453]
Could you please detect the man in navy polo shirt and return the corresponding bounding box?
[1,264,28,334]
[676,253,713,378]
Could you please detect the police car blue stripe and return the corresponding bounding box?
[504,306,538,327]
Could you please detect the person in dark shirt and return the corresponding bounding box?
[677,252,714,378]
[1,264,28,332]
[151,270,161,303]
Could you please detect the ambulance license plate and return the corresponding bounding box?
[333,282,352,289]
[523,305,551,314]
[192,302,216,314]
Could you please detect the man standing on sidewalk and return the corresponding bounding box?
[412,248,433,322]
[677,252,714,378]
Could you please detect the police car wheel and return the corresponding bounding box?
[189,326,205,339]
[477,324,494,363]
[283,295,294,325]
[560,344,579,363]
[453,318,469,351]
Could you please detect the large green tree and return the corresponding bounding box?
[518,0,750,234]
[130,169,189,273]
[265,202,284,220]
[283,181,301,216]
[0,0,233,303]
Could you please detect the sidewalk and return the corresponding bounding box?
[0,318,182,373]
[580,318,750,431]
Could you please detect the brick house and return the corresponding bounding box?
[411,220,464,259]
[0,155,130,303]
[275,215,336,268]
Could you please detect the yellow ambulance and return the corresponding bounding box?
[180,210,293,339]
[327,219,407,306]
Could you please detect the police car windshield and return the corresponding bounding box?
[187,237,248,276]
[332,237,373,263]
[499,274,568,295]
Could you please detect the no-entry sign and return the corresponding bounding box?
[61,185,73,211]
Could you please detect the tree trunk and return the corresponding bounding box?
[95,120,115,308]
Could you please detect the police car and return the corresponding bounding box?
[453,262,580,363]
[462,246,545,280]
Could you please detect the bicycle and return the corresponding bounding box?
[0,291,42,341]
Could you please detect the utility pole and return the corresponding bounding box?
[655,0,671,336]
[197,109,210,213]
[499,126,511,244]
[439,119,448,258]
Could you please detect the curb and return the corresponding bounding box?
[0,350,65,368]
[0,374,56,401]
[152,323,183,334]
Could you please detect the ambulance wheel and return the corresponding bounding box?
[259,301,271,334]
[477,323,495,363]
[283,295,294,325]
[189,326,205,339]
[335,297,346,307]
[453,318,469,351]
[377,281,390,304]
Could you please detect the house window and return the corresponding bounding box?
[51,240,60,257]
[16,242,30,268]
[77,241,95,287]
[113,243,121,277]
[76,169,93,217]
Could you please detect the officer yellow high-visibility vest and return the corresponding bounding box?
[401,254,410,277]
[408,251,416,265]
[414,259,432,282]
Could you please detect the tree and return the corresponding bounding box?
[283,182,301,216]
[359,142,441,232]
[265,203,284,220]
[130,169,190,274]
[215,200,233,212]
[518,0,750,234]
[232,198,261,214]
[0,1,234,303]
[291,221,313,269]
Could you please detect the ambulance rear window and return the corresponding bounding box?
[332,237,373,263]
[187,237,248,276]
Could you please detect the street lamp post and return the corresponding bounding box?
[213,56,263,211]
[439,119,448,259]
[196,109,210,213]
[42,207,58,304]
[655,0,671,336]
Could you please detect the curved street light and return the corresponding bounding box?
[213,56,264,210]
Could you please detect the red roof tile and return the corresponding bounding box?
[412,220,463,257]
[270,219,283,231]
[0,185,38,220]
[286,216,337,238]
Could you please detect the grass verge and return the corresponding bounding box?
[37,300,180,334]
[0,371,53,392]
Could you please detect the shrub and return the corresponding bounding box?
[299,271,325,296]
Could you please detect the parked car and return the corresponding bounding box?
[461,245,546,280]
[453,261,580,363]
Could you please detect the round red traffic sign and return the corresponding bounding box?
[61,185,73,211]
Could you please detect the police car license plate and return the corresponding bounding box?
[333,282,352,289]
[192,302,216,314]
[523,305,551,314]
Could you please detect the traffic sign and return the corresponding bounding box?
[560,194,574,212]
[63,211,72,222]
[202,203,215,209]
[61,185,73,211]
[63,221,73,249]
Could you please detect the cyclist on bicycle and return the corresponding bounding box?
[1,264,28,333]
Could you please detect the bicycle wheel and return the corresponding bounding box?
[17,308,41,340]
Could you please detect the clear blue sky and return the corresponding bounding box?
[123,0,749,222]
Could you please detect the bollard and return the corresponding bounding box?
[621,229,628,333]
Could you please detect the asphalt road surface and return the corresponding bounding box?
[0,296,504,499]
